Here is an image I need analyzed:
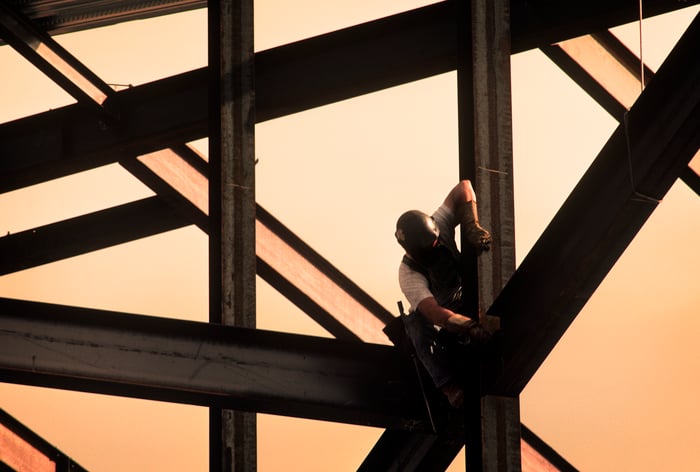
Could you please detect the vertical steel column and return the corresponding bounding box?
[208,0,257,471]
[457,0,520,470]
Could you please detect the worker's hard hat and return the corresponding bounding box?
[395,210,440,260]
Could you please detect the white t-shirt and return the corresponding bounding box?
[398,204,459,312]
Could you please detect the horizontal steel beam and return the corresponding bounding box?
[0,186,393,344]
[0,68,208,193]
[8,0,205,40]
[0,297,427,430]
[491,14,700,394]
[0,196,190,275]
[7,0,693,45]
[1,0,695,193]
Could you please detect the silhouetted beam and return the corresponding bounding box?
[510,0,695,53]
[12,0,205,39]
[0,297,426,430]
[0,196,189,275]
[6,0,692,44]
[680,166,700,197]
[256,206,394,343]
[0,3,113,110]
[120,148,210,230]
[0,68,208,194]
[542,30,700,198]
[122,151,396,342]
[360,424,578,471]
[359,430,463,472]
[1,0,695,193]
[0,408,88,472]
[520,424,579,472]
[258,0,693,121]
[0,151,393,342]
[490,14,700,395]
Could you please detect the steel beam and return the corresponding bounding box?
[0,196,189,275]
[0,408,87,472]
[0,68,208,194]
[1,1,695,194]
[542,29,700,198]
[4,0,693,44]
[0,297,427,430]
[0,146,393,342]
[461,0,519,470]
[4,1,205,39]
[208,0,257,469]
[0,3,113,112]
[491,14,700,394]
[114,147,398,342]
[680,166,700,198]
[520,424,579,472]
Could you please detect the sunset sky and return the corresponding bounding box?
[0,2,698,471]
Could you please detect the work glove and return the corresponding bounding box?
[444,314,478,335]
[467,323,492,345]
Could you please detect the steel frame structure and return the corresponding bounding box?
[1,0,698,470]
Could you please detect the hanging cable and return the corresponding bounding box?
[618,0,661,205]
[638,0,645,91]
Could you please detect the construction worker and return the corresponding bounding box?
[394,180,492,408]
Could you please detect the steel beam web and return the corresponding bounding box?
[0,297,427,429]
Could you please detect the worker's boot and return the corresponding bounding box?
[460,200,491,252]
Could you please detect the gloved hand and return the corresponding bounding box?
[444,314,478,335]
[459,200,492,252]
[467,323,492,345]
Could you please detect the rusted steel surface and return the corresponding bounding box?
[0,3,112,110]
[520,424,579,472]
[0,408,88,472]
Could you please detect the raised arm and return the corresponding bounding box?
[442,179,478,215]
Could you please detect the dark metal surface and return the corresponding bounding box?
[1,1,694,194]
[0,68,208,194]
[4,0,204,39]
[491,14,700,395]
[543,28,700,199]
[3,0,695,46]
[459,0,520,470]
[1,2,697,471]
[208,0,257,469]
[0,297,427,430]
[0,196,189,275]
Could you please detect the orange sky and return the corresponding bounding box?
[0,2,698,471]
